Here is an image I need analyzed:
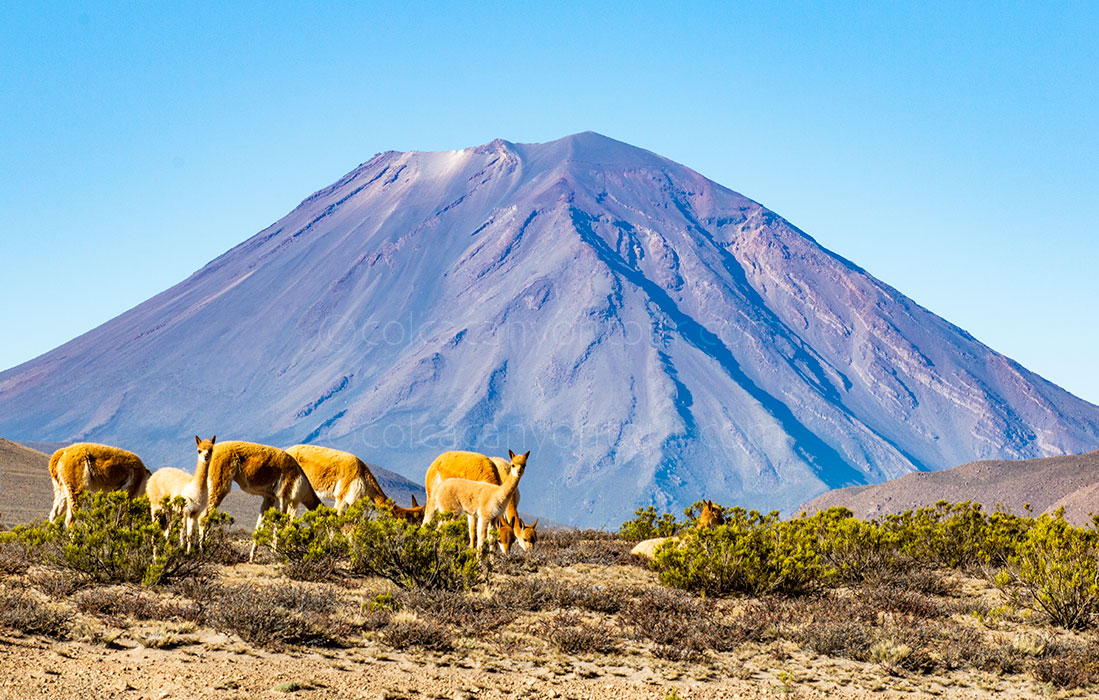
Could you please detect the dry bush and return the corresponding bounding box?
[540,611,620,654]
[889,567,955,596]
[492,576,562,612]
[618,586,737,662]
[724,597,788,644]
[0,539,30,576]
[935,625,1024,674]
[519,529,638,569]
[802,619,872,660]
[0,586,72,637]
[1032,639,1099,688]
[75,586,194,627]
[854,585,943,619]
[27,569,86,597]
[206,582,350,650]
[397,589,516,637]
[491,575,633,615]
[382,616,454,651]
[356,609,391,632]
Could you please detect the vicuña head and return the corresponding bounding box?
[195,434,215,467]
[515,516,539,550]
[499,514,539,554]
[504,449,528,480]
[697,499,725,529]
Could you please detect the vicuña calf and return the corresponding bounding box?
[423,449,527,554]
[201,440,321,561]
[48,443,151,526]
[146,435,216,550]
[425,450,525,524]
[285,444,423,522]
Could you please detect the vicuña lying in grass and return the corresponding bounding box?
[285,444,423,522]
[423,449,528,554]
[146,435,216,550]
[201,440,321,561]
[48,442,151,527]
[697,500,725,528]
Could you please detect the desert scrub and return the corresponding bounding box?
[75,586,197,627]
[396,589,516,636]
[381,612,455,651]
[619,505,680,541]
[802,507,904,583]
[1031,638,1099,688]
[995,511,1099,629]
[652,508,827,596]
[254,504,346,580]
[881,501,1032,571]
[619,586,735,661]
[206,581,350,650]
[345,501,486,591]
[540,611,620,654]
[0,585,72,638]
[0,492,231,586]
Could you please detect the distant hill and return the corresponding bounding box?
[799,450,1099,525]
[0,438,424,528]
[0,438,55,526]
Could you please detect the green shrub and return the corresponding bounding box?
[652,508,827,596]
[1,492,230,586]
[619,505,679,541]
[345,501,486,591]
[881,501,1032,571]
[801,507,901,583]
[254,505,346,580]
[995,511,1099,629]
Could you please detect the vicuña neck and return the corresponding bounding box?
[194,457,210,486]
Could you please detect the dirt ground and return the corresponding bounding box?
[0,549,1087,700]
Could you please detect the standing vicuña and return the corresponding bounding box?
[285,444,423,522]
[48,443,151,526]
[423,449,527,554]
[201,440,321,561]
[425,450,525,524]
[146,435,216,550]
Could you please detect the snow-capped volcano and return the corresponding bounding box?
[3,132,1097,526]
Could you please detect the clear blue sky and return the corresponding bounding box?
[1,1,1097,403]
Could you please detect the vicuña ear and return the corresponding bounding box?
[523,450,530,459]
[211,435,216,444]
[531,519,538,529]
[195,435,201,446]
[508,449,516,459]
[410,494,419,507]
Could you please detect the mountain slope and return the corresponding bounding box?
[799,450,1099,526]
[2,132,1097,526]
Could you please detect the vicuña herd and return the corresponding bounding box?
[45,437,540,558]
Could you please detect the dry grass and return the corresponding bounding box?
[0,585,72,637]
[1,527,1098,696]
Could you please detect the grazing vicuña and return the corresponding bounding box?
[48,443,151,526]
[285,444,423,522]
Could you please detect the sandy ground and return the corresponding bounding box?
[0,626,1060,700]
[0,558,1082,700]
